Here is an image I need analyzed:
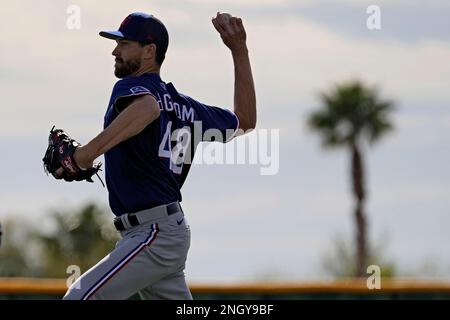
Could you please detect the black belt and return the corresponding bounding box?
[114,202,181,231]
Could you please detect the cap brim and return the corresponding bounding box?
[99,31,125,40]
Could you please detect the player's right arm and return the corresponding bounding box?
[73,95,160,169]
[212,12,257,133]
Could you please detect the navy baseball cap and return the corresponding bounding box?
[99,12,169,54]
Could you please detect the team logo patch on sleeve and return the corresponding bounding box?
[130,86,150,94]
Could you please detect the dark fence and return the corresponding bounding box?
[1,278,450,300]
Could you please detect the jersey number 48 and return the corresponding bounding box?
[158,121,191,174]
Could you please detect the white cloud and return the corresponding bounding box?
[3,1,450,139]
[187,0,442,7]
[188,0,300,6]
[387,112,450,148]
[250,19,450,104]
[374,183,450,207]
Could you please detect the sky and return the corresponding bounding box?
[1,0,449,283]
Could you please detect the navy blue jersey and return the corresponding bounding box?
[104,73,239,216]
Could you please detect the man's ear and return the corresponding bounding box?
[143,43,157,60]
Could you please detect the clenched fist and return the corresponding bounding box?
[212,11,247,54]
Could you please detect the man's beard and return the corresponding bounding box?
[114,58,141,78]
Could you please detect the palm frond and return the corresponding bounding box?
[308,81,395,148]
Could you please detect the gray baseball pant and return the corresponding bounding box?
[63,202,192,300]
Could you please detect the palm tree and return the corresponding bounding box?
[308,80,394,277]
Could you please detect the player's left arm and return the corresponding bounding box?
[212,13,257,133]
[73,94,160,169]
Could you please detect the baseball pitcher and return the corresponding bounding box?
[43,11,256,300]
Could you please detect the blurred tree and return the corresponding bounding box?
[0,218,40,277]
[308,81,395,277]
[0,204,118,278]
[31,203,119,278]
[321,233,396,279]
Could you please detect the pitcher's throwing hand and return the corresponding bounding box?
[212,12,248,53]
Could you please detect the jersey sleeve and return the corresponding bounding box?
[193,102,240,143]
[111,78,158,112]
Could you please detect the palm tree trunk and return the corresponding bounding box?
[351,143,367,277]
